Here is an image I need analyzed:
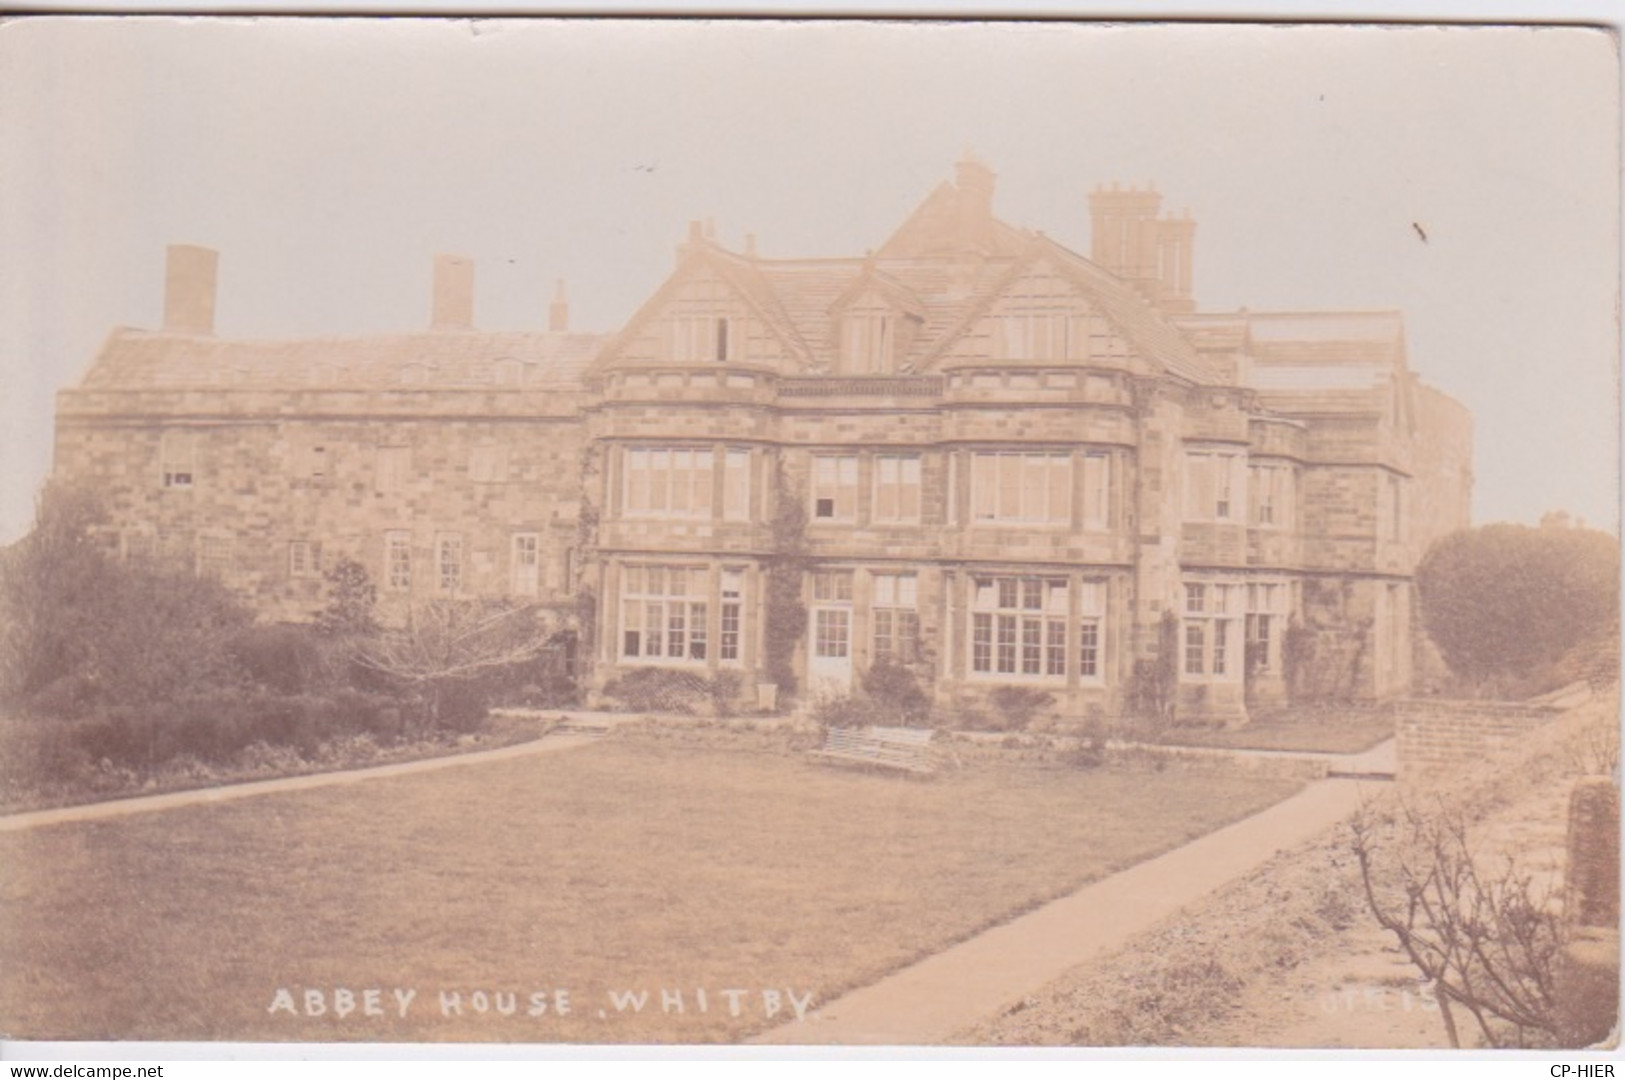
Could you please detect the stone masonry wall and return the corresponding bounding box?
[1395,698,1566,780]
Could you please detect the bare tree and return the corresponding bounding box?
[355,598,573,728]
[1350,799,1567,1048]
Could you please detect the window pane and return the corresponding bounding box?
[972,455,996,520]
[873,573,895,606]
[649,450,670,511]
[724,450,750,520]
[899,612,920,663]
[688,603,707,660]
[1021,617,1043,675]
[720,602,741,661]
[1045,619,1067,676]
[1083,453,1108,526]
[972,613,993,672]
[873,609,893,663]
[997,615,1018,674]
[1047,455,1071,522]
[1079,621,1099,677]
[999,455,1022,518]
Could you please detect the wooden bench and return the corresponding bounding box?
[810,725,936,775]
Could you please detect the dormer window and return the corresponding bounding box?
[494,359,525,387]
[997,312,1078,361]
[399,363,430,386]
[842,313,893,374]
[671,316,734,362]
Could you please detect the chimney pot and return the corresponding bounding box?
[431,254,475,331]
[162,244,218,335]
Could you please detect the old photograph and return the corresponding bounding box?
[0,16,1618,1052]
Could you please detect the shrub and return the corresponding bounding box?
[860,661,932,725]
[1125,611,1179,722]
[1417,522,1619,689]
[230,623,329,694]
[707,670,743,718]
[987,686,1056,731]
[506,674,581,710]
[1065,710,1113,769]
[602,667,710,714]
[809,692,875,730]
[480,630,580,708]
[314,559,379,638]
[944,699,999,732]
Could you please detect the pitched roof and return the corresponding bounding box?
[79,327,605,390]
[915,235,1218,384]
[875,181,1030,259]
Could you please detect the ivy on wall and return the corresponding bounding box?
[1127,609,1179,722]
[762,454,809,694]
[1284,577,1372,703]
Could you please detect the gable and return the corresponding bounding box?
[594,260,805,371]
[935,263,1134,367]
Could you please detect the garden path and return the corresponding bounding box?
[751,772,1390,1046]
[0,726,616,833]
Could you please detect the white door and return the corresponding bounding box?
[511,534,539,596]
[808,606,853,696]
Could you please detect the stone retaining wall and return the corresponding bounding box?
[1394,697,1567,780]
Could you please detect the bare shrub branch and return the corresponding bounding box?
[1350,797,1567,1048]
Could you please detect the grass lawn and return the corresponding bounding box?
[1154,708,1395,755]
[0,735,1302,1044]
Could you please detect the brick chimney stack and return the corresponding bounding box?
[162,244,218,335]
[1089,183,1196,313]
[431,254,475,331]
[549,278,569,332]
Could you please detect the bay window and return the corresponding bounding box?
[871,572,920,665]
[812,455,858,522]
[970,452,1071,524]
[1183,581,1242,679]
[623,447,715,518]
[971,575,1069,679]
[1185,449,1247,523]
[621,565,708,663]
[873,455,922,523]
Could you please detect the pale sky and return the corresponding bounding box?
[0,17,1618,543]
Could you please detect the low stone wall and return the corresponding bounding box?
[1394,697,1567,780]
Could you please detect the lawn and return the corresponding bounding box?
[1154,708,1395,755]
[0,734,1302,1044]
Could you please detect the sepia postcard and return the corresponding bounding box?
[0,14,1618,1057]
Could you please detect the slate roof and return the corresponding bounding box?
[78,328,605,390]
[596,178,1220,384]
[76,162,1414,407]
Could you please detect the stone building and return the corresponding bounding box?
[52,157,1473,724]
